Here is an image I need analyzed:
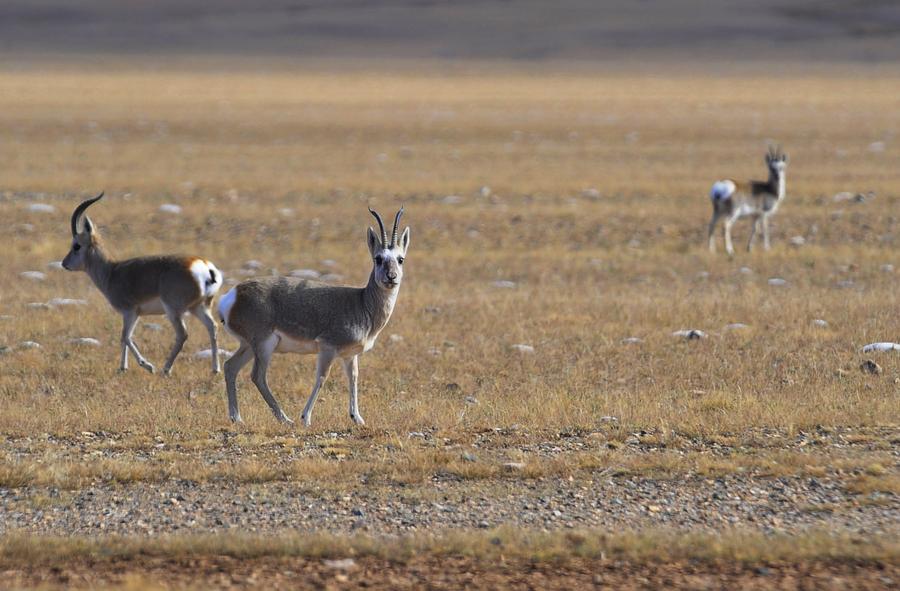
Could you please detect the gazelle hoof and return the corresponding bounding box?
[142,363,156,374]
[351,414,366,426]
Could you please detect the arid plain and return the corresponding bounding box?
[1,66,898,588]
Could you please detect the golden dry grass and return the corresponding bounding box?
[0,65,898,486]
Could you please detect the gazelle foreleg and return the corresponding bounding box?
[724,215,738,256]
[747,216,761,252]
[707,212,721,253]
[300,347,337,427]
[191,303,220,374]
[250,334,293,424]
[121,309,154,373]
[224,342,253,423]
[343,355,364,425]
[762,214,771,250]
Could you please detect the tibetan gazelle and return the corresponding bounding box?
[219,207,410,426]
[707,145,788,255]
[61,193,223,375]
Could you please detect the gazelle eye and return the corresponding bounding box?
[374,255,383,265]
[397,257,404,265]
[73,244,81,251]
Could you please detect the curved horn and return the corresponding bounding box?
[368,207,387,247]
[390,206,404,248]
[70,192,104,236]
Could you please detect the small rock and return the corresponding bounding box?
[321,259,337,267]
[492,280,516,289]
[860,359,882,375]
[48,298,87,307]
[510,343,535,354]
[351,507,365,517]
[724,323,749,331]
[320,273,344,283]
[143,323,163,332]
[464,396,478,405]
[503,462,526,471]
[881,264,894,273]
[868,141,886,153]
[767,277,788,287]
[739,266,753,275]
[582,188,601,200]
[789,236,806,246]
[389,334,404,343]
[599,416,619,423]
[27,203,56,214]
[477,520,490,528]
[461,452,477,462]
[442,195,462,204]
[289,269,321,279]
[833,191,855,202]
[69,337,101,346]
[26,302,52,310]
[323,558,356,571]
[159,203,182,214]
[20,271,46,281]
[278,208,294,217]
[243,260,264,270]
[673,329,706,340]
[813,319,829,328]
[861,342,900,353]
[18,341,42,350]
[621,337,643,344]
[194,348,234,359]
[479,186,492,198]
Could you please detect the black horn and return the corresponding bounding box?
[369,207,387,247]
[70,192,104,236]
[390,206,404,248]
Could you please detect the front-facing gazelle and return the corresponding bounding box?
[219,207,410,426]
[707,145,788,255]
[62,193,224,375]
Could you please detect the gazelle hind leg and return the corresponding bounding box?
[250,334,293,424]
[161,303,188,376]
[724,216,737,256]
[223,341,253,423]
[747,217,760,252]
[301,347,337,428]
[343,355,364,425]
[762,215,771,250]
[121,310,154,373]
[191,303,220,374]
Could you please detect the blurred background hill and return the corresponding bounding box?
[2,0,900,65]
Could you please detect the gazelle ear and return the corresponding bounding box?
[399,226,410,254]
[782,153,788,163]
[82,215,94,235]
[367,227,381,257]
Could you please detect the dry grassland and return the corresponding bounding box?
[0,67,898,579]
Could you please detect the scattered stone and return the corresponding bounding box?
[510,343,535,354]
[289,269,321,279]
[789,236,806,246]
[158,203,182,214]
[673,329,706,340]
[492,280,516,289]
[462,452,477,462]
[20,271,46,281]
[582,188,601,200]
[442,195,462,205]
[881,264,894,273]
[767,277,788,287]
[503,462,526,472]
[278,208,294,217]
[464,396,478,405]
[621,337,643,345]
[861,342,900,353]
[243,260,264,270]
[479,186,492,198]
[194,349,234,359]
[724,323,749,331]
[48,298,87,307]
[321,259,337,268]
[739,267,753,275]
[599,416,619,423]
[143,323,163,332]
[813,319,829,328]
[27,203,56,214]
[389,334,404,343]
[867,141,885,153]
[69,337,101,346]
[323,558,356,571]
[26,302,52,310]
[320,273,344,283]
[18,341,42,350]
[860,360,882,375]
[696,271,710,280]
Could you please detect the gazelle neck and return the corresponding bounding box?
[84,243,114,294]
[769,168,786,200]
[363,270,399,337]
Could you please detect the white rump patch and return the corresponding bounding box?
[217,287,237,326]
[190,259,223,298]
[710,179,736,201]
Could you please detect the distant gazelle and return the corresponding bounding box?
[707,145,788,255]
[62,193,223,375]
[219,207,410,426]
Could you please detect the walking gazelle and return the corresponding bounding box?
[707,145,788,255]
[219,207,410,426]
[61,193,224,375]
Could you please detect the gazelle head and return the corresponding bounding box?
[366,206,410,290]
[62,192,104,271]
[765,145,788,176]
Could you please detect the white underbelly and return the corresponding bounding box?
[137,298,165,315]
[274,331,319,354]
